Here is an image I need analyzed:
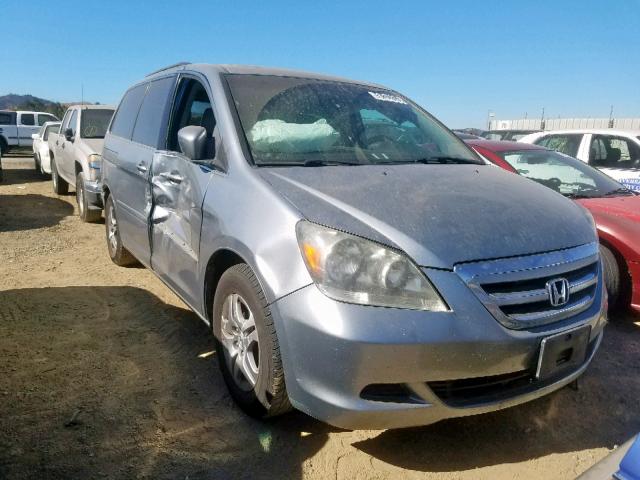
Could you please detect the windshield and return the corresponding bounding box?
[500,149,629,198]
[225,74,481,166]
[80,109,115,139]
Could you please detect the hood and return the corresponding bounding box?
[577,195,640,222]
[78,138,105,156]
[258,164,596,269]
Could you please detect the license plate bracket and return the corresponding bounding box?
[536,325,591,381]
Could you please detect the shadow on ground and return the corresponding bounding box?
[0,160,48,185]
[0,194,74,231]
[0,286,332,480]
[353,313,640,472]
[1,286,638,478]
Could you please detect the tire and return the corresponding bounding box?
[51,157,68,195]
[600,244,622,309]
[34,153,40,172]
[212,264,292,418]
[104,195,136,266]
[0,137,8,157]
[76,172,101,223]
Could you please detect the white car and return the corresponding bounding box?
[31,121,61,175]
[519,129,640,191]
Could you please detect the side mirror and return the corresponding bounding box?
[64,128,74,142]
[31,134,38,140]
[178,126,208,161]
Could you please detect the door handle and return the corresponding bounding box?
[159,171,183,184]
[137,162,148,174]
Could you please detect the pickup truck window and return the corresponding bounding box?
[0,112,15,124]
[111,84,147,140]
[38,114,57,126]
[226,74,479,166]
[80,109,114,139]
[68,110,78,136]
[132,76,176,148]
[20,113,35,126]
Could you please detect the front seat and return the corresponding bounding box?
[200,108,216,158]
[606,147,621,167]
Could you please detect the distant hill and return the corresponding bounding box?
[0,94,99,119]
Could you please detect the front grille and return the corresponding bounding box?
[455,243,600,329]
[428,371,534,407]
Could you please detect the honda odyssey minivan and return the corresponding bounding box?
[101,63,606,429]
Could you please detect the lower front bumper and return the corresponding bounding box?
[84,180,103,209]
[271,269,607,430]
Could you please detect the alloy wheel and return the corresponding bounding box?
[107,202,118,254]
[220,293,260,391]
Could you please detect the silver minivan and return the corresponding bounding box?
[101,63,606,429]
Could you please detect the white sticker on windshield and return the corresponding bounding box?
[368,91,407,104]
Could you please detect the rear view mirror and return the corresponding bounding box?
[64,128,74,141]
[178,126,208,161]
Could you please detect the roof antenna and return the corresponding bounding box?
[81,83,84,107]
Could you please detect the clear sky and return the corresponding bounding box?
[1,0,638,128]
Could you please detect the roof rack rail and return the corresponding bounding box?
[146,62,190,77]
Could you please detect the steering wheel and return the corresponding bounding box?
[366,134,399,147]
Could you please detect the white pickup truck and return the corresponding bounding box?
[0,110,59,155]
[48,104,115,222]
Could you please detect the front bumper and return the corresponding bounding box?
[629,261,640,314]
[270,268,606,430]
[84,179,103,210]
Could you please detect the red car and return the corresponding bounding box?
[467,139,640,313]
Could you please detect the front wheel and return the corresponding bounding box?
[76,172,101,223]
[212,264,292,418]
[34,153,40,172]
[51,157,68,195]
[600,244,626,310]
[104,195,137,266]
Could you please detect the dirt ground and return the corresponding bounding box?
[0,156,639,480]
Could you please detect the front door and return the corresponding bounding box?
[17,113,39,147]
[149,76,217,307]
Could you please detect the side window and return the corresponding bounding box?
[167,78,216,158]
[38,114,57,126]
[590,135,640,168]
[68,110,78,136]
[20,113,35,126]
[43,125,55,141]
[535,134,581,157]
[0,112,14,124]
[131,76,176,148]
[110,84,147,139]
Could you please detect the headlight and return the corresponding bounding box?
[87,154,102,181]
[296,221,448,311]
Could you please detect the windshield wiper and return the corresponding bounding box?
[602,187,635,197]
[563,193,596,199]
[302,159,362,167]
[412,156,480,165]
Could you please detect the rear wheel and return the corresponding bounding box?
[76,172,101,223]
[212,264,292,418]
[104,195,136,266]
[51,157,68,195]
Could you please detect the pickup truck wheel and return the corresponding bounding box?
[76,172,101,223]
[51,158,68,195]
[33,153,40,172]
[104,195,136,266]
[0,138,8,157]
[213,264,292,418]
